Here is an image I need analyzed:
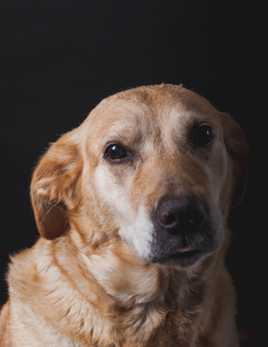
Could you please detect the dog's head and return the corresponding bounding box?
[31,85,248,269]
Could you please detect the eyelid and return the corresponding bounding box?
[104,140,131,152]
[196,120,213,128]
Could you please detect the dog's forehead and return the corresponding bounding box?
[83,85,219,143]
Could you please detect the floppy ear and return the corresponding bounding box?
[30,131,82,239]
[220,113,249,207]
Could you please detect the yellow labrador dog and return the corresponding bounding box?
[0,84,248,347]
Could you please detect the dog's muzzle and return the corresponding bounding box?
[150,194,217,266]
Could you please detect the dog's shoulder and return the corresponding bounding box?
[7,239,49,303]
[0,246,40,346]
[0,301,11,346]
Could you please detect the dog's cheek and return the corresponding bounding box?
[121,205,154,260]
[209,205,225,248]
[94,165,154,260]
[94,165,135,223]
[193,147,227,251]
[204,142,229,206]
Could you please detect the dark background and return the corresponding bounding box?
[0,1,263,345]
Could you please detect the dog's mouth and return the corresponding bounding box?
[148,195,219,267]
[151,247,206,267]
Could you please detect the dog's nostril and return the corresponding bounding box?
[159,210,179,228]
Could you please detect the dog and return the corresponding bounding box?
[0,84,248,346]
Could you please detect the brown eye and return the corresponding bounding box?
[104,143,131,162]
[189,122,214,149]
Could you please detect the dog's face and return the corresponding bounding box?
[31,85,248,270]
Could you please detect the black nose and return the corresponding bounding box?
[154,195,206,234]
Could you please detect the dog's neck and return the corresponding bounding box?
[8,236,220,347]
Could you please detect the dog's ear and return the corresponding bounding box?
[31,131,82,239]
[220,113,249,207]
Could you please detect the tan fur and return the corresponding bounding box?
[0,84,248,346]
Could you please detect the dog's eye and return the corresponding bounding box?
[104,143,130,162]
[189,122,214,149]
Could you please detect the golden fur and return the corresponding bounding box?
[0,84,248,346]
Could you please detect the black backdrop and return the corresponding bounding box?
[0,1,262,345]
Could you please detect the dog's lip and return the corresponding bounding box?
[151,247,205,266]
[175,246,196,253]
[169,248,202,260]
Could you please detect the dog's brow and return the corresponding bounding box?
[99,119,143,146]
